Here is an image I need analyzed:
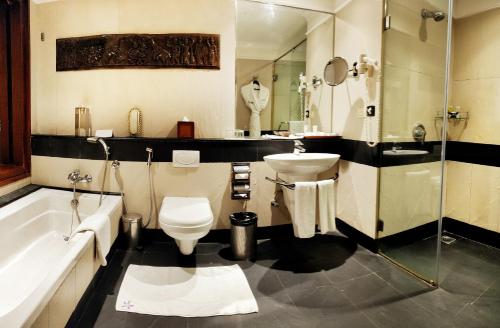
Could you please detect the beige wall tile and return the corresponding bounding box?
[469,164,500,232]
[0,177,31,197]
[31,306,49,328]
[48,268,76,328]
[31,0,236,138]
[75,241,95,300]
[332,0,382,142]
[337,160,378,238]
[444,161,471,223]
[379,162,442,237]
[449,78,500,144]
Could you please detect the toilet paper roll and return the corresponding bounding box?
[233,184,250,192]
[234,173,249,180]
[233,166,250,173]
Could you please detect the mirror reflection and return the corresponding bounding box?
[235,0,334,136]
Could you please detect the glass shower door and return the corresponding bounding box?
[377,0,451,284]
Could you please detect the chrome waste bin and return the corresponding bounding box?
[230,212,257,260]
[122,213,142,249]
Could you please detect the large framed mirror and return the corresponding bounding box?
[235,0,334,137]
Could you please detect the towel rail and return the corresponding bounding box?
[265,173,338,191]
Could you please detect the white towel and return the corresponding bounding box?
[292,181,317,238]
[72,214,111,266]
[317,179,337,234]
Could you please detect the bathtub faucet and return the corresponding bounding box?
[67,169,92,185]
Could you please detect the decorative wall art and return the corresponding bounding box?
[56,33,220,71]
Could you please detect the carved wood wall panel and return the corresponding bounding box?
[56,33,220,71]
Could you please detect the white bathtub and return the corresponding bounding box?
[0,188,122,328]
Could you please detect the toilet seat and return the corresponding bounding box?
[159,197,213,227]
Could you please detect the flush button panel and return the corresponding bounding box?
[231,162,251,200]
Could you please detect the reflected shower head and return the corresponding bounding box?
[87,137,110,156]
[421,8,446,22]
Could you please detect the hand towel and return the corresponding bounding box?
[317,179,337,234]
[292,181,317,238]
[72,214,111,266]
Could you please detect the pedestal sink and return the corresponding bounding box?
[263,153,341,176]
[263,152,341,231]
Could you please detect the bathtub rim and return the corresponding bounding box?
[0,188,122,328]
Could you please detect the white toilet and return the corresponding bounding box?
[159,197,214,255]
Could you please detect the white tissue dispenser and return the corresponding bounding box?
[173,150,200,168]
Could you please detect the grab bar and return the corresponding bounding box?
[265,173,339,191]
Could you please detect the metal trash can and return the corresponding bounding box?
[230,212,258,260]
[122,213,142,249]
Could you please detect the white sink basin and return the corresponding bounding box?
[263,153,340,176]
[383,149,429,156]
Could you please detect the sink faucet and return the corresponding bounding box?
[293,140,306,155]
[392,143,402,152]
[68,169,92,185]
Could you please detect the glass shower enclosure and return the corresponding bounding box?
[377,0,452,284]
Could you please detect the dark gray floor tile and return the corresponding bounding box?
[377,266,471,317]
[342,273,453,328]
[239,295,308,328]
[453,301,500,328]
[339,273,406,308]
[187,314,243,328]
[150,316,188,328]
[352,248,393,273]
[274,262,332,292]
[361,297,454,328]
[323,255,372,286]
[195,242,229,255]
[289,285,377,328]
[242,260,286,298]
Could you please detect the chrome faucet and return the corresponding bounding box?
[87,137,110,206]
[392,143,403,152]
[67,169,92,184]
[293,140,306,154]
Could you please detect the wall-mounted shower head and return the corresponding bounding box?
[421,8,446,22]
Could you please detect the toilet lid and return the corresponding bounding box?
[159,197,213,227]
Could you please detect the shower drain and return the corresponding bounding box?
[441,234,457,245]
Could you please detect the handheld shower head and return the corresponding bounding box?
[87,137,110,155]
[146,147,153,166]
[421,8,446,22]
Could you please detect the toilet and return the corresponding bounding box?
[159,197,214,255]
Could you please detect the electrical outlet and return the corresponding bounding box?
[366,105,376,117]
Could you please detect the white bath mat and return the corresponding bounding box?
[116,264,258,317]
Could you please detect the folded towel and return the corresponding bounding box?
[317,179,336,234]
[72,214,111,266]
[292,181,317,238]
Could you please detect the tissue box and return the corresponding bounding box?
[177,121,195,139]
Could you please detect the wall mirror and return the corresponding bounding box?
[235,0,334,135]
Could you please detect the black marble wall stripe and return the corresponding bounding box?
[446,141,500,167]
[31,135,444,167]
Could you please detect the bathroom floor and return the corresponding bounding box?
[71,232,500,328]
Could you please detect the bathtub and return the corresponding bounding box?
[0,188,122,328]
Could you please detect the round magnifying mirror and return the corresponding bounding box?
[324,57,349,86]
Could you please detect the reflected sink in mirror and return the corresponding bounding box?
[263,153,340,176]
[383,149,429,156]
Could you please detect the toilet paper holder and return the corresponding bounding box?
[231,162,251,200]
